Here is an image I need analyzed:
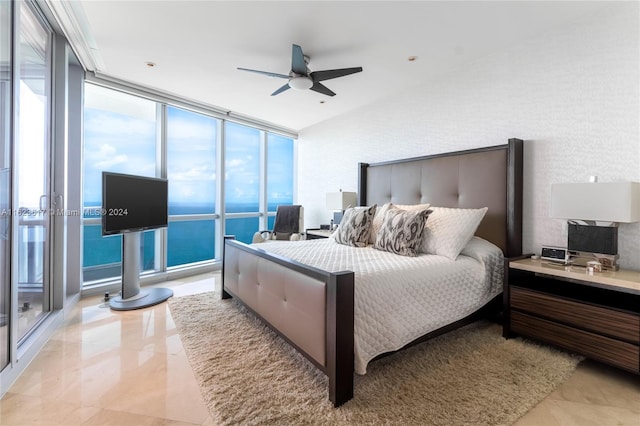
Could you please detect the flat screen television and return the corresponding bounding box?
[102,172,168,236]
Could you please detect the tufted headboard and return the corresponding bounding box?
[358,138,523,257]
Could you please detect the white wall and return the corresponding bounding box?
[297,2,640,269]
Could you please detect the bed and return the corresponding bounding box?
[222,138,523,407]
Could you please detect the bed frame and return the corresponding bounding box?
[222,138,523,407]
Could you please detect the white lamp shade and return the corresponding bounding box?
[326,191,357,211]
[550,182,640,223]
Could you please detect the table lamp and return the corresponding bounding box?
[326,190,357,229]
[550,180,640,270]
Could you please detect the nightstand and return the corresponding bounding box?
[504,257,640,374]
[305,228,333,240]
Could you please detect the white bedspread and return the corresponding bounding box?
[253,236,504,374]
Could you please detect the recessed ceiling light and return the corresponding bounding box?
[408,56,418,62]
[145,62,156,68]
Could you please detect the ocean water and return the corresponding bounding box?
[83,203,281,274]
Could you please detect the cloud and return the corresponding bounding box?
[170,164,216,181]
[226,158,245,169]
[87,144,129,169]
[167,115,216,142]
[84,111,156,139]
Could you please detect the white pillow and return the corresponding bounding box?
[369,202,430,244]
[421,206,488,260]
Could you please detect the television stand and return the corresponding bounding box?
[109,231,173,311]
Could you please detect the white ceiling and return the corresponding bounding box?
[67,1,608,132]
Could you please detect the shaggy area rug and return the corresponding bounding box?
[169,292,581,425]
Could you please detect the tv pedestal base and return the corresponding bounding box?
[110,231,173,311]
[109,287,174,311]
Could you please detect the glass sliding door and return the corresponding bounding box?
[14,1,52,342]
[0,0,12,371]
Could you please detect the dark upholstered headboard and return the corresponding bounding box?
[358,138,523,257]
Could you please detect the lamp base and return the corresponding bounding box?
[568,250,620,271]
[567,222,618,255]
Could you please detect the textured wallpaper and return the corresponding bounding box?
[297,3,640,269]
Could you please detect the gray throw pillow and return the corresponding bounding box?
[374,207,432,256]
[333,205,377,247]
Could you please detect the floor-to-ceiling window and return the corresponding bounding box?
[166,106,217,267]
[82,84,158,282]
[266,133,294,229]
[224,122,260,243]
[0,0,11,371]
[81,83,295,286]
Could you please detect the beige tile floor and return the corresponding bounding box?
[0,272,638,425]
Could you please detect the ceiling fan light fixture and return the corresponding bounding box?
[289,76,313,90]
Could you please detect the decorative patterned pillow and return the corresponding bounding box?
[369,202,431,244]
[421,206,488,260]
[333,205,377,247]
[374,207,432,256]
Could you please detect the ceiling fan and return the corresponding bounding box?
[238,44,363,97]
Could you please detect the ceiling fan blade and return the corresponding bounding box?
[291,44,308,75]
[237,67,289,79]
[311,67,363,82]
[309,82,336,97]
[271,83,291,96]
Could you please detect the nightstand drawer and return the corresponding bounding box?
[511,287,640,343]
[511,311,640,373]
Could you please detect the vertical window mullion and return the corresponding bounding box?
[259,130,267,231]
[215,118,224,259]
[293,138,299,205]
[157,103,167,272]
